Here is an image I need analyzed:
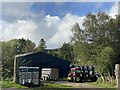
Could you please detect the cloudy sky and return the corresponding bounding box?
[1,1,119,48]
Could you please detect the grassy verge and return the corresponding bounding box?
[85,77,116,88]
[1,81,28,88]
[86,82,116,88]
[1,81,72,89]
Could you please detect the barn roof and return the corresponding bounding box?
[15,51,70,64]
[15,52,36,57]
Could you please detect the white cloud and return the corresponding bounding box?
[0,21,2,41]
[109,2,118,18]
[119,2,120,15]
[48,14,85,48]
[45,15,60,27]
[2,20,37,41]
[2,13,84,48]
[1,2,85,48]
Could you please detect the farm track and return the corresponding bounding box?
[49,80,97,88]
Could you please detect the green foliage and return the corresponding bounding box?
[47,49,59,57]
[73,42,90,65]
[71,23,95,65]
[87,81,115,88]
[71,12,120,81]
[2,38,36,79]
[1,81,27,88]
[71,23,85,43]
[37,38,47,52]
[96,47,114,75]
[58,43,74,63]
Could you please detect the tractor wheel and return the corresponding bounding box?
[91,76,97,82]
[71,77,74,82]
[22,80,25,85]
[73,76,76,82]
[74,76,82,83]
[69,77,74,82]
[76,76,80,83]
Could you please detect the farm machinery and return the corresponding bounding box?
[67,66,98,82]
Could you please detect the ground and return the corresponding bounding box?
[1,80,116,90]
[51,80,97,88]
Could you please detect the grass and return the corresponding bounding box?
[1,81,72,89]
[1,79,116,89]
[1,81,28,88]
[85,77,116,88]
[87,82,115,88]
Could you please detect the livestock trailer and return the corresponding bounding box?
[18,66,40,86]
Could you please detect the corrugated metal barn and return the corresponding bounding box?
[13,52,70,83]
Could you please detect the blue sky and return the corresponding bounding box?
[1,2,118,48]
[31,2,114,18]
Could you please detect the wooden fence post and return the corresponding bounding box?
[115,64,120,89]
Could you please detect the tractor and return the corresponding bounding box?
[67,66,98,83]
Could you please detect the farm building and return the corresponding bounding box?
[13,52,70,83]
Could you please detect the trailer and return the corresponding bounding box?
[41,68,59,81]
[18,66,40,86]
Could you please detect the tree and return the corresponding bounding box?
[70,12,119,76]
[107,15,120,64]
[82,12,112,65]
[47,49,59,57]
[71,23,85,43]
[76,12,119,81]
[23,39,36,53]
[16,38,36,54]
[58,43,74,63]
[2,38,36,80]
[37,38,47,52]
[97,47,114,75]
[70,23,91,65]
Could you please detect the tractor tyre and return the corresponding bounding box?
[69,77,74,82]
[91,76,97,82]
[74,76,82,83]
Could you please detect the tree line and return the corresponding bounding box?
[1,12,120,82]
[1,38,47,80]
[69,12,120,83]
